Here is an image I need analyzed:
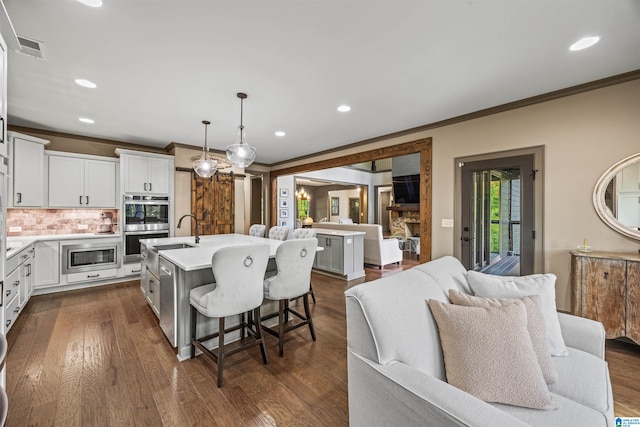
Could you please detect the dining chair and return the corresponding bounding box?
[291,228,317,303]
[262,238,318,357]
[268,226,289,241]
[249,224,267,238]
[189,244,270,387]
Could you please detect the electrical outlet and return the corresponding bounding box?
[78,224,89,230]
[9,226,22,232]
[441,219,454,228]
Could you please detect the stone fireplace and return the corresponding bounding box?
[390,209,420,239]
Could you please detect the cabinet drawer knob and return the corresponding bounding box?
[14,306,20,314]
[5,320,11,328]
[5,290,10,296]
[604,272,609,279]
[13,280,19,287]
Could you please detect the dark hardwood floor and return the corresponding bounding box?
[4,252,639,425]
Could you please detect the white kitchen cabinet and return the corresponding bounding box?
[34,241,60,288]
[122,153,170,195]
[0,33,7,158]
[4,244,34,333]
[8,132,48,207]
[48,153,117,207]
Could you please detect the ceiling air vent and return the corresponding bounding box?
[16,35,47,60]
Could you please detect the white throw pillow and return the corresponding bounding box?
[428,299,553,409]
[448,289,558,385]
[466,270,568,356]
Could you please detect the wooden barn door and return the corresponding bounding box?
[191,173,235,236]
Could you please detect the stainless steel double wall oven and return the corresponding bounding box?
[123,195,170,263]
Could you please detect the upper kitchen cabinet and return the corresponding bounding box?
[48,152,117,208]
[0,33,7,158]
[8,132,49,207]
[116,149,174,195]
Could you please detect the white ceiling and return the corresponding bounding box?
[4,1,640,165]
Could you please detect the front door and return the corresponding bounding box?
[460,155,535,275]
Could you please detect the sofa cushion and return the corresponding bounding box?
[448,289,557,385]
[551,347,613,416]
[427,299,552,409]
[466,271,568,356]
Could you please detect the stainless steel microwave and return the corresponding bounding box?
[62,243,121,274]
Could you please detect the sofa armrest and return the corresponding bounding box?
[380,238,402,258]
[557,312,606,359]
[348,351,529,427]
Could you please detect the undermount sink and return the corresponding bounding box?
[153,243,196,251]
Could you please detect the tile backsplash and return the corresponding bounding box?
[7,209,119,237]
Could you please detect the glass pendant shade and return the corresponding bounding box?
[226,125,256,168]
[193,120,218,178]
[226,92,256,168]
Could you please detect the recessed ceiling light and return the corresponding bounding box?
[337,105,351,112]
[275,131,286,137]
[77,0,102,7]
[569,36,600,51]
[79,117,95,124]
[75,78,97,88]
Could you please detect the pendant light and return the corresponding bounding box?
[193,120,218,178]
[226,92,256,168]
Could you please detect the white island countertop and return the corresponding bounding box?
[143,234,318,272]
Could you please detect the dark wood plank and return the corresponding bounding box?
[5,252,640,425]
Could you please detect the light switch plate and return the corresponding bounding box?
[441,219,454,228]
[78,224,89,230]
[9,226,22,232]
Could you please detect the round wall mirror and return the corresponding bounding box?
[593,152,640,241]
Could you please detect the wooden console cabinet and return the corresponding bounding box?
[570,250,640,345]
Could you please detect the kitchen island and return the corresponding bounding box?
[140,234,293,360]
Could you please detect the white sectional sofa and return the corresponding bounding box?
[345,256,613,427]
[312,222,402,268]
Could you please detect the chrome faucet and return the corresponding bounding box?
[177,214,200,244]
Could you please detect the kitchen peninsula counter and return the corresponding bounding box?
[141,234,318,360]
[142,234,284,271]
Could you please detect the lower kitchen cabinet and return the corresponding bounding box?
[66,268,118,284]
[124,262,142,276]
[3,244,34,333]
[313,232,365,281]
[34,241,60,288]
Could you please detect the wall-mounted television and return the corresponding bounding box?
[392,174,420,205]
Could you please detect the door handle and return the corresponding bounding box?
[85,195,89,205]
[144,183,148,191]
[17,192,22,203]
[462,236,470,242]
[80,195,84,205]
[148,182,152,192]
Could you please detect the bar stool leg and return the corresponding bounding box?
[279,299,286,357]
[217,317,226,387]
[303,293,316,341]
[309,282,316,304]
[255,307,269,364]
